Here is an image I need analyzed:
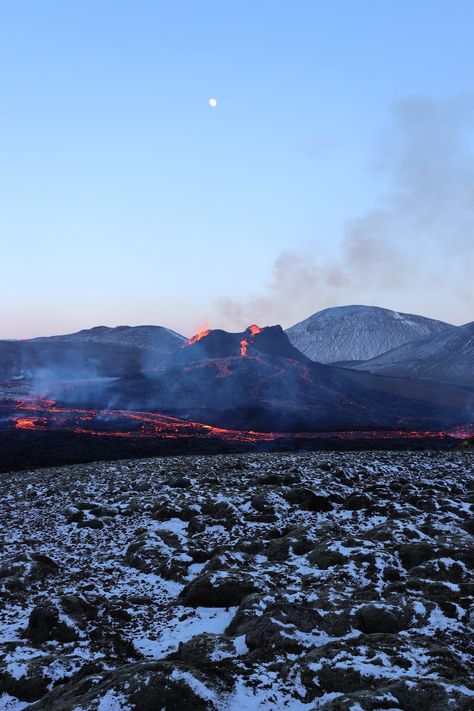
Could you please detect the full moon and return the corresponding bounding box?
[208,98,217,108]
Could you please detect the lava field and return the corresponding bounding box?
[1,450,473,709]
[0,397,472,474]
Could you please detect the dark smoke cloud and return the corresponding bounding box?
[216,97,474,328]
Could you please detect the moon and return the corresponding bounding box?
[208,98,217,108]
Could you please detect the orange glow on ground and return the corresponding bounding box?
[2,398,472,444]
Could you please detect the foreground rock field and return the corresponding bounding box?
[1,450,473,710]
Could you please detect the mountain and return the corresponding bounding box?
[0,326,186,383]
[32,324,185,356]
[341,321,474,386]
[56,325,472,432]
[286,305,453,363]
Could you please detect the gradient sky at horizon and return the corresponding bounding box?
[1,0,473,338]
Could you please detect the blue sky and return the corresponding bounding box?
[1,1,473,337]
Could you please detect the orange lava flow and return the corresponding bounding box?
[240,339,249,357]
[248,325,262,335]
[3,398,473,444]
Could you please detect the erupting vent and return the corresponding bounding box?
[240,324,263,357]
[184,328,213,347]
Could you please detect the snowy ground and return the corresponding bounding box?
[0,450,473,710]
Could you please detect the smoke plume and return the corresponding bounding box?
[216,96,474,328]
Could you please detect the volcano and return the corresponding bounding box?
[179,324,302,362]
[51,324,472,433]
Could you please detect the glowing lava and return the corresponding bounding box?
[185,328,212,347]
[2,398,472,444]
[240,324,263,357]
[15,418,37,430]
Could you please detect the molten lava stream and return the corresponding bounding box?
[4,398,473,443]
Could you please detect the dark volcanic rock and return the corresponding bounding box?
[29,553,60,579]
[175,633,236,665]
[353,604,402,634]
[60,593,97,622]
[343,492,373,510]
[228,600,321,652]
[308,545,345,568]
[179,572,259,607]
[265,527,314,561]
[1,450,473,710]
[23,604,78,644]
[398,541,438,568]
[283,487,333,512]
[0,656,55,702]
[28,661,219,710]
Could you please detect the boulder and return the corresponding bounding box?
[179,572,258,607]
[265,528,314,561]
[283,488,333,512]
[227,600,321,652]
[23,604,78,644]
[60,593,97,622]
[343,493,373,510]
[308,545,345,569]
[353,604,401,635]
[175,633,236,664]
[29,553,60,579]
[398,541,437,568]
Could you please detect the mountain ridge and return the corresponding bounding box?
[339,320,474,386]
[49,324,472,433]
[285,305,454,364]
[30,324,186,351]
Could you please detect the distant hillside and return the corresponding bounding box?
[0,326,186,382]
[286,305,453,363]
[341,321,474,386]
[32,324,185,355]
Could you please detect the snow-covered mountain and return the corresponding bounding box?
[32,325,186,356]
[286,305,453,364]
[342,321,474,386]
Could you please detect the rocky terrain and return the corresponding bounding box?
[1,450,473,710]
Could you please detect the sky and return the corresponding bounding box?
[1,1,473,338]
